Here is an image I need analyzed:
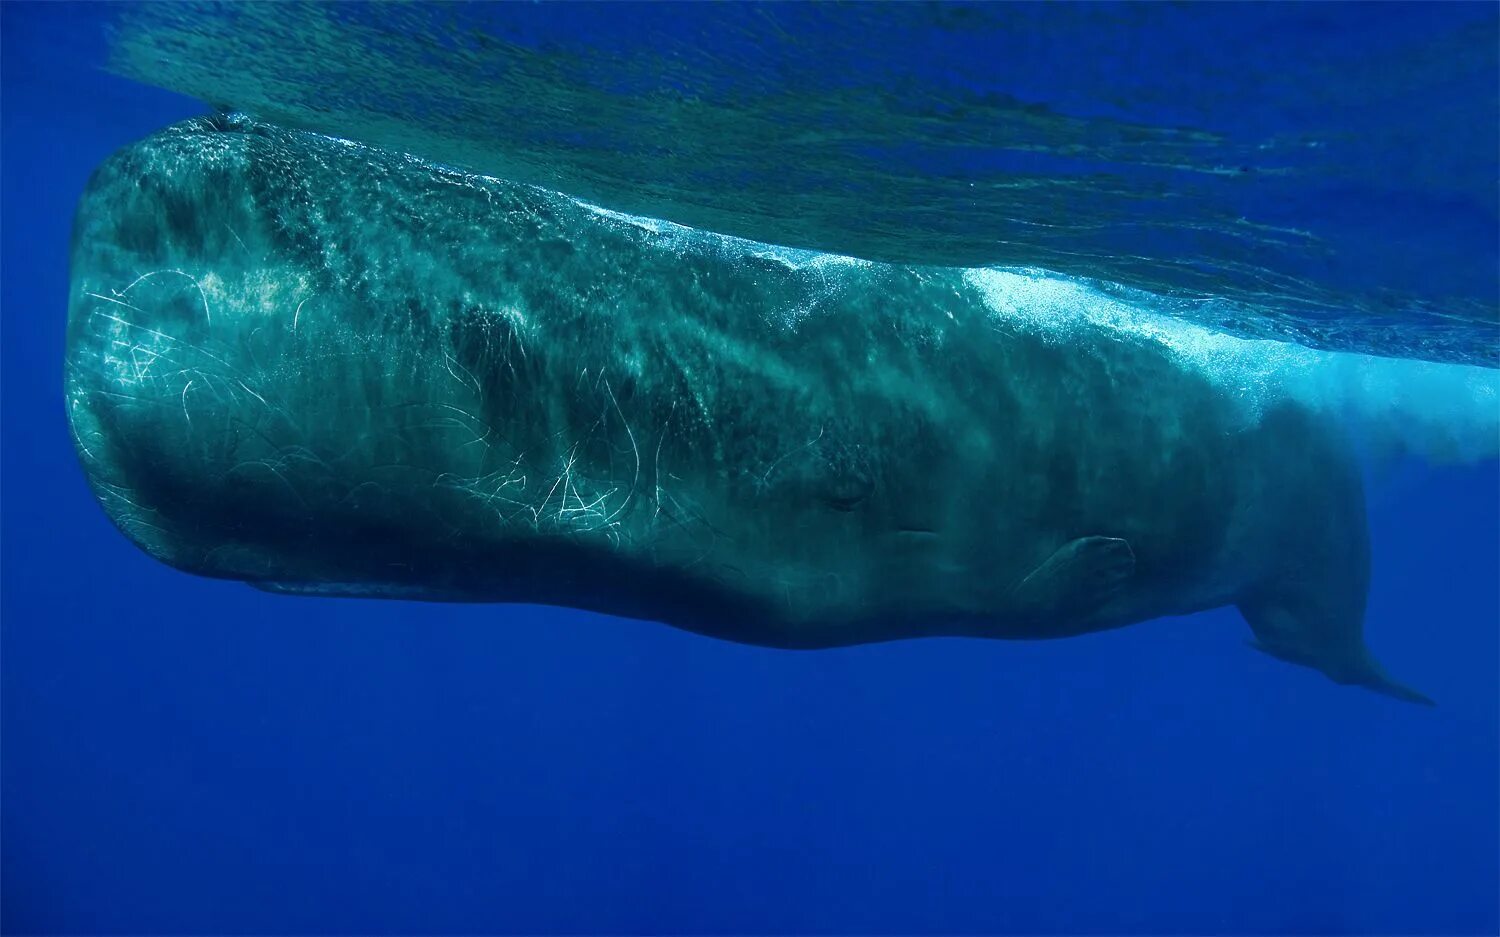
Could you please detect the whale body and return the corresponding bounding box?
[66,117,1429,703]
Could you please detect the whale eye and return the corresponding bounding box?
[753,429,875,512]
[814,443,875,512]
[818,476,874,512]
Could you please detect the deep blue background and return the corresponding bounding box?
[3,5,1496,934]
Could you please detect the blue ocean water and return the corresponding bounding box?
[2,4,1496,934]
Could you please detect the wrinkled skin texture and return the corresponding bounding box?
[66,118,1425,701]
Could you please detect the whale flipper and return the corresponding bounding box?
[1013,536,1136,620]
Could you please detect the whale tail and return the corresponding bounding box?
[1234,405,1432,706]
[1339,651,1435,706]
[1243,627,1434,706]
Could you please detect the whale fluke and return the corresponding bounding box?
[1358,666,1437,707]
[1338,646,1435,707]
[1246,639,1434,706]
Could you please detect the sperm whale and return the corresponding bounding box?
[65,117,1430,703]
